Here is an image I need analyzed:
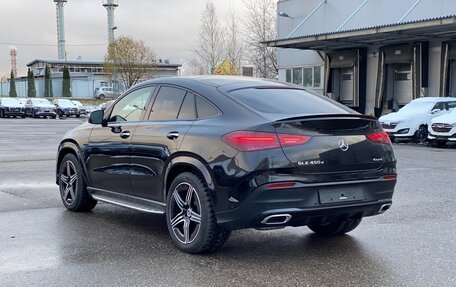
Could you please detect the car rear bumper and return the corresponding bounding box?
[216,178,396,230]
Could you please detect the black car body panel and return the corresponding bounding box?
[56,76,397,230]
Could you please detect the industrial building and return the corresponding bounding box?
[266,0,456,116]
[0,0,181,98]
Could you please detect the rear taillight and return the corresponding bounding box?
[222,131,311,152]
[367,131,391,144]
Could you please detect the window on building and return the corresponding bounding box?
[292,68,302,85]
[286,69,292,83]
[303,67,313,88]
[286,66,322,88]
[314,66,321,88]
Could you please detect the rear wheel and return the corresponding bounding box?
[99,94,105,100]
[308,218,362,236]
[58,153,97,212]
[413,125,428,143]
[166,172,230,253]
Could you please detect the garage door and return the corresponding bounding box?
[393,63,413,106]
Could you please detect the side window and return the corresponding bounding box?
[109,87,154,122]
[196,96,219,118]
[149,86,186,121]
[448,101,456,110]
[177,93,196,120]
[432,102,445,111]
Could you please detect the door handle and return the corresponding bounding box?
[167,131,179,140]
[119,130,131,139]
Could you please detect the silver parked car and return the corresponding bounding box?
[94,87,115,99]
[71,100,87,115]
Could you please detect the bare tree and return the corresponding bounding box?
[224,4,244,75]
[193,1,224,75]
[243,0,278,79]
[105,35,156,90]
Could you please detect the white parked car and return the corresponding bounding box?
[428,108,456,147]
[379,97,456,143]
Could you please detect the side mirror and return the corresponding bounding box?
[431,109,441,114]
[89,109,106,126]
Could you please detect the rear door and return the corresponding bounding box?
[130,86,195,202]
[85,86,155,194]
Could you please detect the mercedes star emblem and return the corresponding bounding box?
[338,138,349,152]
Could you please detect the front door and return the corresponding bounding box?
[85,86,155,195]
[130,86,195,202]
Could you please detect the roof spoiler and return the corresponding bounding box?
[274,113,378,123]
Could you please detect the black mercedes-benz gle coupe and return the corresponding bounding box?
[56,76,397,253]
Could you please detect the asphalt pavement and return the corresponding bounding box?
[0,117,455,286]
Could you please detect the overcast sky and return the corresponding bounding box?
[0,0,248,77]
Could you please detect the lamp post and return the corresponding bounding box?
[111,26,118,96]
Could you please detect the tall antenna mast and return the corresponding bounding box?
[54,0,67,60]
[10,48,17,77]
[103,0,119,45]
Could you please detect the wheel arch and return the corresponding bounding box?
[56,140,89,185]
[164,155,215,201]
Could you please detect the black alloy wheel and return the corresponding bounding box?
[166,172,231,253]
[413,126,428,143]
[58,153,97,212]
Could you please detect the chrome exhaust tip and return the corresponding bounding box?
[378,203,392,214]
[261,214,292,225]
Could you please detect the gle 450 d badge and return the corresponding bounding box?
[298,160,325,166]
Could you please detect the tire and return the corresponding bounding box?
[21,115,26,118]
[58,153,97,212]
[76,114,80,118]
[52,116,57,119]
[166,172,231,254]
[413,125,428,143]
[308,218,362,236]
[429,140,447,148]
[99,94,105,100]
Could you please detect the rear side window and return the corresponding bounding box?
[196,96,219,118]
[178,93,196,120]
[448,101,456,110]
[229,88,351,116]
[149,86,186,120]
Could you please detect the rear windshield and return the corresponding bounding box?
[229,88,352,118]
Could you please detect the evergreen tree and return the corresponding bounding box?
[27,68,36,97]
[9,70,17,97]
[44,65,53,97]
[62,65,71,97]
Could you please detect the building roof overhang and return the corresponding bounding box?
[264,15,456,51]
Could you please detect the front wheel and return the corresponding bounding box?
[166,172,230,253]
[58,153,97,212]
[308,218,362,236]
[413,126,428,143]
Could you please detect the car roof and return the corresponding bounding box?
[136,76,291,90]
[411,97,456,103]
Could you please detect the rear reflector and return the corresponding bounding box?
[367,131,392,144]
[266,182,296,189]
[383,175,397,180]
[222,131,310,152]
